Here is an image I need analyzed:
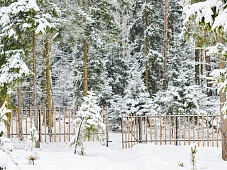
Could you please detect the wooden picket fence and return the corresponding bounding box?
[10,106,109,145]
[122,113,221,149]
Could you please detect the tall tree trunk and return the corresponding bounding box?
[83,31,89,96]
[144,0,149,93]
[151,61,157,94]
[195,48,200,85]
[163,0,168,90]
[17,81,23,141]
[218,37,227,161]
[43,37,53,141]
[200,49,204,84]
[6,95,10,138]
[32,29,40,148]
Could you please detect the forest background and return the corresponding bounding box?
[0,0,221,131]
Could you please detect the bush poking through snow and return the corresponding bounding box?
[28,127,39,151]
[69,90,105,155]
[191,145,198,170]
[0,101,11,137]
[0,102,14,153]
[26,151,39,165]
[0,154,7,170]
[178,161,184,167]
[26,127,39,165]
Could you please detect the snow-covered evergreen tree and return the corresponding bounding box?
[69,90,105,155]
[121,59,153,115]
[128,0,164,95]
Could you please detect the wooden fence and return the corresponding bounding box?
[122,114,221,149]
[10,107,109,145]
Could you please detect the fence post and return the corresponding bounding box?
[106,107,109,147]
[139,116,142,143]
[206,113,209,147]
[160,114,162,145]
[25,108,28,138]
[39,107,42,142]
[175,114,178,146]
[136,114,138,144]
[145,115,148,143]
[184,114,186,145]
[155,114,157,145]
[188,115,190,145]
[169,115,171,145]
[150,115,152,143]
[54,107,56,142]
[122,114,124,149]
[38,108,42,142]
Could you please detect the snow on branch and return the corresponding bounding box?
[183,0,227,33]
[0,101,11,122]
[35,14,55,34]
[0,50,31,85]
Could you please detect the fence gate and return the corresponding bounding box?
[10,106,109,146]
[121,114,221,149]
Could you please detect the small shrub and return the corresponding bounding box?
[178,161,184,167]
[191,145,198,169]
[26,127,39,165]
[27,152,39,165]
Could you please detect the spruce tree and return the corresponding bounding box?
[69,90,105,155]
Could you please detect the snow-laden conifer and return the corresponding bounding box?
[69,90,105,155]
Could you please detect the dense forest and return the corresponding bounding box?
[0,0,224,118]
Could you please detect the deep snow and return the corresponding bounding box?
[1,133,227,170]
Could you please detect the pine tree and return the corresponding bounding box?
[121,58,153,115]
[128,0,164,95]
[69,90,105,155]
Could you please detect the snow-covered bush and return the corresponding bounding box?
[0,101,14,153]
[69,90,105,155]
[0,138,14,153]
[26,127,39,165]
[28,127,39,150]
[0,153,7,170]
[0,101,11,137]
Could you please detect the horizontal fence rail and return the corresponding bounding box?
[10,107,109,145]
[121,114,221,149]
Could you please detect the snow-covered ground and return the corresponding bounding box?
[1,133,227,170]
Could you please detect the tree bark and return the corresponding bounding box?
[83,31,89,96]
[218,55,227,160]
[218,37,227,161]
[32,29,40,148]
[163,0,168,90]
[144,0,149,93]
[195,48,200,85]
[17,81,23,141]
[43,37,53,141]
[151,61,157,94]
